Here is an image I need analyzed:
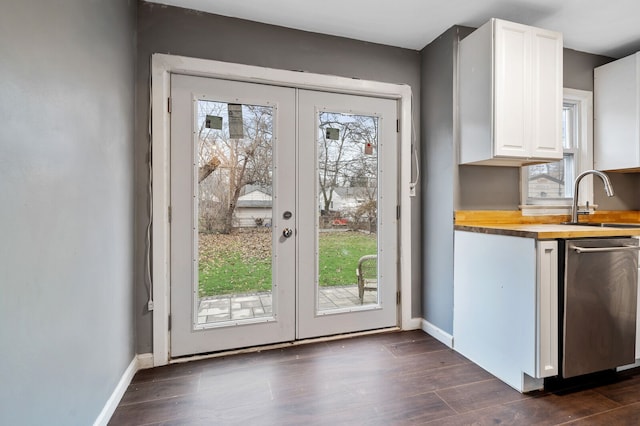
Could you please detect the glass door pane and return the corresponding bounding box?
[317,112,380,311]
[196,100,275,326]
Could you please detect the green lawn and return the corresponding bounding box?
[198,230,376,297]
[199,251,272,296]
[316,231,377,287]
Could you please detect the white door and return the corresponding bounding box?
[170,75,296,356]
[297,90,398,339]
[170,75,398,357]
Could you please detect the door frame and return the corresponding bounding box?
[150,53,415,366]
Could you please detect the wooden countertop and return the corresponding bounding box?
[454,223,640,239]
[453,210,640,239]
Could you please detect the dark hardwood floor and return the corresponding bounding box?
[110,330,640,425]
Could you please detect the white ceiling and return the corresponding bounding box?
[147,0,640,59]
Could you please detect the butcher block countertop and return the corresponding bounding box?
[454,223,640,239]
[454,210,640,239]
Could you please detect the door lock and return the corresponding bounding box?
[282,228,293,238]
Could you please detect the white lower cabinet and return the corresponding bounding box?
[453,231,558,392]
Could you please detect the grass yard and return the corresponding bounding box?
[198,229,377,297]
[317,231,377,287]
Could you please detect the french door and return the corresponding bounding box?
[170,74,397,357]
[297,90,398,338]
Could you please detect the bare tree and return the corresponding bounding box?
[317,113,378,224]
[318,114,351,215]
[198,102,273,233]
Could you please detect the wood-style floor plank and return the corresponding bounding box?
[563,402,640,425]
[435,378,529,413]
[110,331,640,425]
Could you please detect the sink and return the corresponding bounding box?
[562,222,640,229]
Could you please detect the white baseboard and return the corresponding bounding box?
[94,356,137,426]
[421,319,454,348]
[93,353,154,425]
[136,352,154,370]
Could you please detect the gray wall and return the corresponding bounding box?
[598,173,640,210]
[0,1,136,424]
[564,48,611,91]
[420,26,474,337]
[135,2,422,353]
[420,28,626,336]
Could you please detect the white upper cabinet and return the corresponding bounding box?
[459,19,563,166]
[594,52,640,171]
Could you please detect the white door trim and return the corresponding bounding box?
[151,53,413,366]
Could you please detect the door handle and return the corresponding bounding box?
[282,228,293,238]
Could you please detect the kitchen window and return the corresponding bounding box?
[520,88,593,215]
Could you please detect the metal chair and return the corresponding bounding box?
[356,254,378,304]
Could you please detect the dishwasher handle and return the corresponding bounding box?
[570,244,640,254]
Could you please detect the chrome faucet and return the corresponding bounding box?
[571,170,615,223]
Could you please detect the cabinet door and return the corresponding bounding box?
[530,28,563,160]
[494,20,530,158]
[594,53,640,171]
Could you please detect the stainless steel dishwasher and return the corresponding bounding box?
[562,237,639,378]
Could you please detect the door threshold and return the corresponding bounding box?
[169,326,401,365]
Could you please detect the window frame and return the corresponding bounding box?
[520,88,593,215]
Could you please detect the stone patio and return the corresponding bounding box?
[197,285,377,324]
